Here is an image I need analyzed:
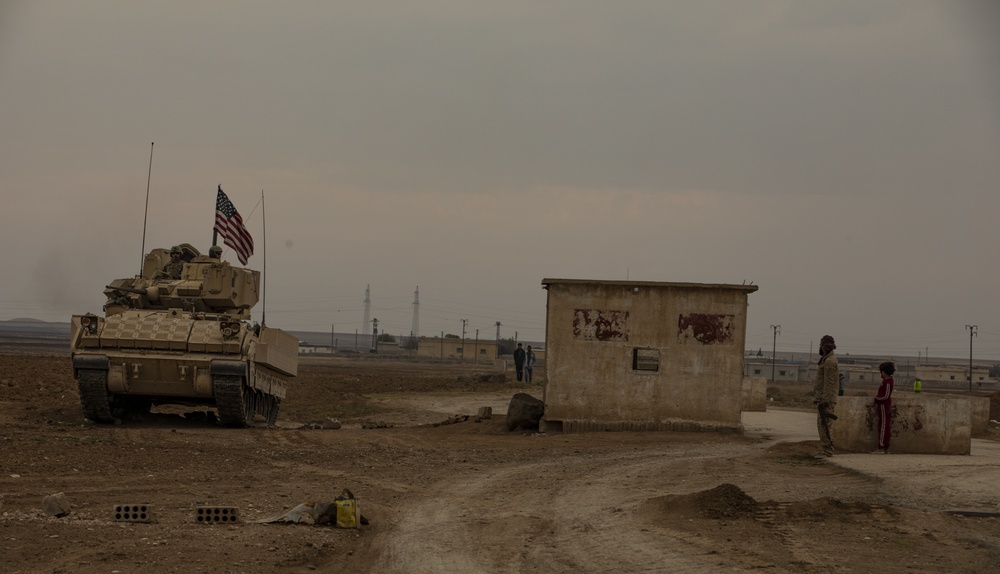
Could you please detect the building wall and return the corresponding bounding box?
[916,364,990,387]
[416,337,498,361]
[542,279,756,430]
[742,376,767,412]
[831,396,971,454]
[744,360,798,382]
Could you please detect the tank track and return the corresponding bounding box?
[214,374,252,427]
[214,374,282,428]
[77,369,115,423]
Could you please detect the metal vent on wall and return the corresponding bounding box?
[632,348,660,372]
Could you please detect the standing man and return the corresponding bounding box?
[813,335,839,458]
[913,377,922,393]
[524,345,536,384]
[513,343,526,382]
[874,361,895,454]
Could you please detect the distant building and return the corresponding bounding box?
[298,342,333,354]
[540,279,757,432]
[416,336,498,362]
[916,364,991,389]
[744,358,798,382]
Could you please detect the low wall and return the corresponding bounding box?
[830,396,971,455]
[907,392,990,436]
[741,376,767,412]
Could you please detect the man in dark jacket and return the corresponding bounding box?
[513,343,526,382]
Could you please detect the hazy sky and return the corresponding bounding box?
[2,1,998,359]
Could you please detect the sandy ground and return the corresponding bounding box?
[1,353,999,573]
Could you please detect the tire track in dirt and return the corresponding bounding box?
[372,441,762,573]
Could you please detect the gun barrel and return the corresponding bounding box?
[106,285,148,295]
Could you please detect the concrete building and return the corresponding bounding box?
[416,336,498,362]
[540,279,757,432]
[915,364,991,389]
[744,358,798,382]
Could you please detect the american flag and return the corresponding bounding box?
[214,186,254,265]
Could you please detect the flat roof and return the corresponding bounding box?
[541,278,758,293]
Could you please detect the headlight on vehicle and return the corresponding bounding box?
[220,321,241,339]
[81,315,99,334]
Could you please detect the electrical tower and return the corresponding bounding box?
[361,284,371,334]
[410,287,420,342]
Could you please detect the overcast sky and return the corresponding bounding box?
[1,1,998,359]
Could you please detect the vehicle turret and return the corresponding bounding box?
[70,243,297,427]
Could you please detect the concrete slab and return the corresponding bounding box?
[742,408,1000,513]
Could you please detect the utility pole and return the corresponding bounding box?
[495,321,502,359]
[410,286,420,349]
[461,319,468,362]
[770,325,781,383]
[474,329,479,364]
[966,325,977,392]
[361,285,371,335]
[331,323,335,355]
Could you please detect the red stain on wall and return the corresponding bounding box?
[573,309,629,341]
[677,314,734,344]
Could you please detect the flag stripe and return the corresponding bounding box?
[213,186,254,265]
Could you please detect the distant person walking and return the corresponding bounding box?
[913,377,922,393]
[513,343,526,382]
[813,335,839,458]
[524,345,536,384]
[874,361,895,454]
[838,372,846,396]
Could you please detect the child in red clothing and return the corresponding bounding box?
[874,361,895,453]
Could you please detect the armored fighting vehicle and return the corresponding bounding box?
[69,243,298,426]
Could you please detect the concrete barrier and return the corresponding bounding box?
[741,376,767,412]
[904,392,990,436]
[830,396,971,455]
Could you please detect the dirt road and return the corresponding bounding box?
[1,353,999,573]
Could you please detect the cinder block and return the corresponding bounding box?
[195,506,240,524]
[113,504,153,523]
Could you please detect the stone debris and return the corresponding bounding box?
[296,418,344,430]
[434,415,469,426]
[506,392,544,431]
[362,420,393,429]
[42,492,71,518]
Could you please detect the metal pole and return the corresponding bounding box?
[495,321,502,359]
[769,325,780,383]
[461,319,468,362]
[140,142,153,275]
[966,325,977,391]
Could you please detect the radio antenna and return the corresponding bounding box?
[139,142,154,275]
[261,189,267,327]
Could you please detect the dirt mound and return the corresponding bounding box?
[640,483,759,520]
